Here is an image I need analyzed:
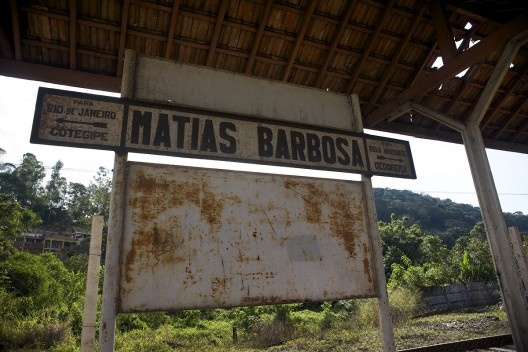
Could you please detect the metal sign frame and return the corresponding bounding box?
[31,87,416,179]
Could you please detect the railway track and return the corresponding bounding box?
[397,334,514,352]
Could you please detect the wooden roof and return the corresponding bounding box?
[1,0,528,153]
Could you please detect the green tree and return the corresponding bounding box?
[12,153,46,211]
[379,214,423,276]
[44,160,68,227]
[66,182,92,231]
[0,194,41,256]
[452,222,496,283]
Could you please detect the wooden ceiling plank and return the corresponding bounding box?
[9,0,21,60]
[365,3,427,113]
[206,0,229,67]
[481,66,528,129]
[365,12,528,127]
[429,0,457,63]
[345,0,397,94]
[69,0,77,70]
[314,0,356,88]
[164,0,181,59]
[116,0,130,77]
[492,89,528,139]
[511,115,528,142]
[281,0,320,82]
[245,0,273,74]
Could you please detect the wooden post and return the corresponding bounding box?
[81,215,103,352]
[461,124,528,350]
[508,227,528,289]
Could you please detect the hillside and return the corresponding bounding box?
[373,188,528,245]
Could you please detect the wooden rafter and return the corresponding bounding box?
[365,12,528,127]
[314,0,357,88]
[365,3,427,113]
[0,25,14,59]
[116,0,130,77]
[481,66,528,129]
[439,65,479,123]
[281,0,320,82]
[206,0,229,67]
[345,0,396,94]
[69,0,77,70]
[164,0,181,59]
[245,0,273,74]
[429,0,457,63]
[9,0,21,60]
[492,80,528,139]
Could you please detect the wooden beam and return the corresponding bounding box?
[116,0,130,77]
[0,58,121,92]
[0,25,14,59]
[281,0,319,81]
[164,0,181,59]
[206,0,229,67]
[365,12,528,127]
[314,0,356,88]
[9,0,21,60]
[345,0,396,94]
[69,0,77,70]
[429,0,457,62]
[245,0,273,74]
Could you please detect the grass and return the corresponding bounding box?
[3,296,510,351]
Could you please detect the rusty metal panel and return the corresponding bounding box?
[119,162,377,312]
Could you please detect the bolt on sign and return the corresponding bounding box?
[31,87,416,179]
[120,162,376,312]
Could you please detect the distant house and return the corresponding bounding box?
[15,231,87,254]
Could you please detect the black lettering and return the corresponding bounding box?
[219,122,237,154]
[200,120,217,152]
[153,113,171,147]
[275,129,290,159]
[131,110,152,145]
[351,140,364,167]
[321,136,336,164]
[173,115,190,149]
[306,133,321,162]
[290,131,306,161]
[191,118,200,150]
[257,126,273,157]
[336,138,350,166]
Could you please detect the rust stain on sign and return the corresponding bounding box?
[119,162,377,312]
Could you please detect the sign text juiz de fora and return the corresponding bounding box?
[31,87,416,179]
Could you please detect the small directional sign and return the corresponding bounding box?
[31,87,416,179]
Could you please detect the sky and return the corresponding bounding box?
[1,75,527,214]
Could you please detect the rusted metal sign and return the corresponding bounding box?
[119,162,376,312]
[32,87,416,178]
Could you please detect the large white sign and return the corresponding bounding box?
[119,162,377,312]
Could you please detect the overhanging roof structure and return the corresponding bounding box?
[1,0,527,153]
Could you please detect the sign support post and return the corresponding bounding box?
[350,95,396,352]
[98,50,135,352]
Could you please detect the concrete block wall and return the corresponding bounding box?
[421,281,500,311]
